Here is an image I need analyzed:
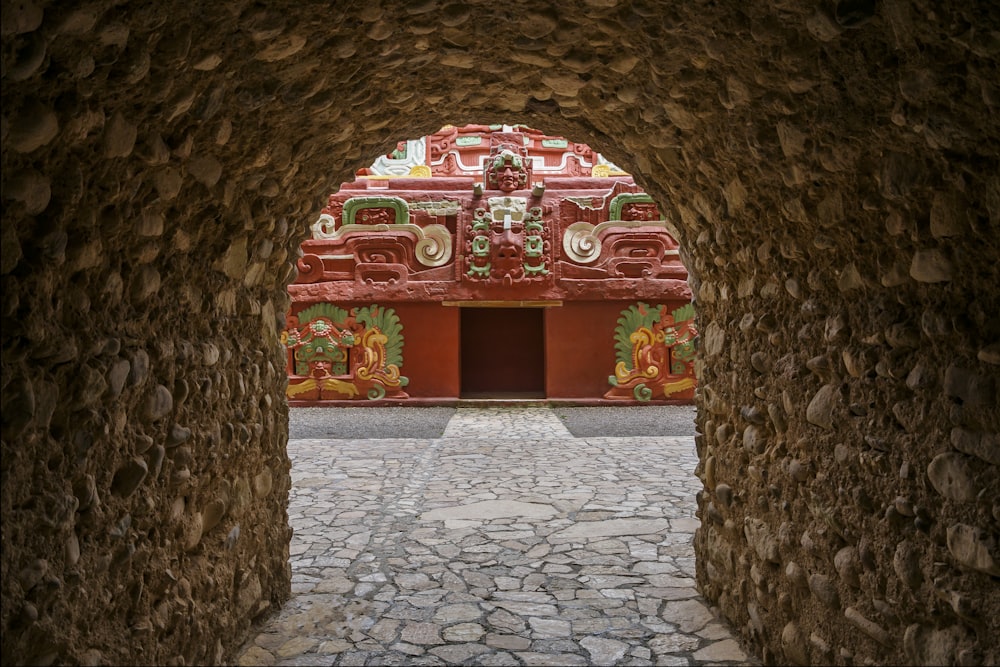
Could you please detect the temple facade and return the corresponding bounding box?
[283,125,697,403]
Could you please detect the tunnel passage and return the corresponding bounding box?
[2,1,998,665]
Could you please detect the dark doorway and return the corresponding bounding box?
[460,308,545,398]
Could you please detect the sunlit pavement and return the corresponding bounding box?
[238,407,756,666]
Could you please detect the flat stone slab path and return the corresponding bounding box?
[237,407,756,666]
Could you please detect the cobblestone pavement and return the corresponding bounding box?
[237,407,756,666]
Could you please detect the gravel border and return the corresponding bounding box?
[289,405,696,439]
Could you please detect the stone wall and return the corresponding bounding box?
[2,1,997,664]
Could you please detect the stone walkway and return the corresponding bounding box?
[237,408,756,666]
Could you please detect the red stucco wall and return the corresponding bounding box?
[544,302,622,398]
[387,302,460,398]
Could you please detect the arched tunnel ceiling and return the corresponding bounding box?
[5,1,998,262]
[2,1,999,665]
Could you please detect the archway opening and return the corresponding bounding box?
[4,4,997,665]
[283,122,697,406]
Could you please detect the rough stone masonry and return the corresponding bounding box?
[2,1,998,665]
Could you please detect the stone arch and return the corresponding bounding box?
[2,2,998,665]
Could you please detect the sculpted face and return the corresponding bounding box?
[498,165,518,192]
[622,202,658,221]
[487,149,527,192]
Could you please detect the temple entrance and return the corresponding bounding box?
[460,307,545,398]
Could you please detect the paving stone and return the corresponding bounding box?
[486,633,532,650]
[235,407,757,666]
[429,642,491,662]
[493,601,559,616]
[581,636,631,664]
[421,500,558,521]
[549,518,671,541]
[401,622,445,645]
[237,646,275,666]
[316,639,352,654]
[276,636,318,658]
[433,603,483,624]
[693,639,749,662]
[649,633,701,654]
[487,609,527,633]
[477,653,522,666]
[528,616,572,637]
[515,651,589,665]
[661,599,714,633]
[441,622,485,642]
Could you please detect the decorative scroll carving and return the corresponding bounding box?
[413,224,452,267]
[296,253,325,283]
[307,223,454,274]
[311,213,338,239]
[563,222,602,264]
[562,220,678,266]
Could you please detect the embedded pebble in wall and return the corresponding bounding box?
[142,384,173,422]
[167,424,192,447]
[111,458,148,498]
[781,621,810,665]
[147,445,165,479]
[127,350,149,386]
[787,458,809,483]
[978,342,1000,365]
[103,112,137,158]
[808,573,839,608]
[743,425,766,454]
[768,403,787,433]
[926,452,980,502]
[950,428,1000,465]
[153,167,183,200]
[137,210,164,237]
[187,155,224,188]
[716,483,733,509]
[7,102,59,153]
[903,623,966,665]
[806,384,839,430]
[910,248,953,283]
[836,263,864,291]
[202,499,227,533]
[130,265,161,302]
[253,468,273,498]
[833,547,861,588]
[844,607,891,647]
[183,512,204,551]
[744,518,780,564]
[944,364,997,408]
[946,524,1000,576]
[4,168,51,215]
[892,542,923,596]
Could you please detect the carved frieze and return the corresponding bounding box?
[605,302,698,401]
[283,303,409,400]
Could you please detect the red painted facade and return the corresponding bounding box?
[284,125,697,404]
